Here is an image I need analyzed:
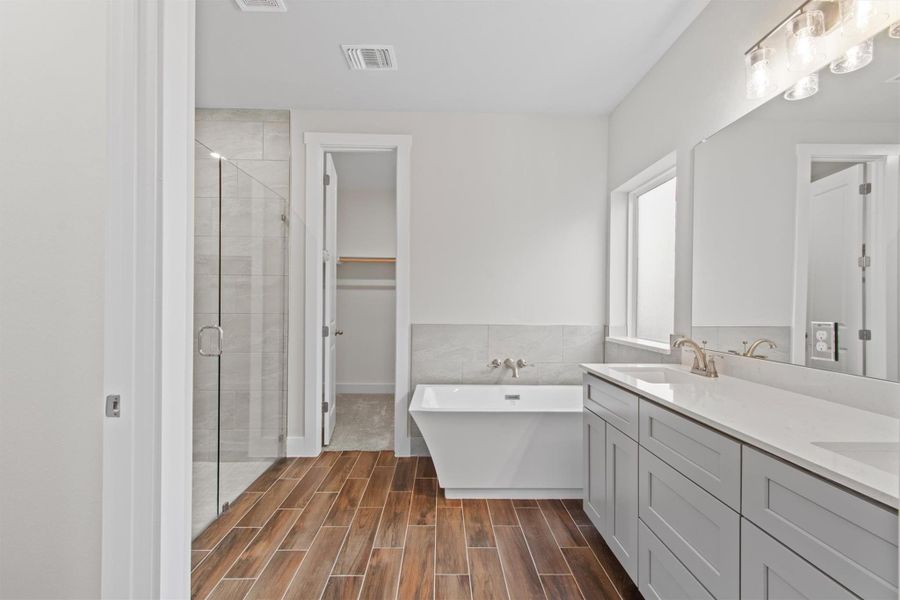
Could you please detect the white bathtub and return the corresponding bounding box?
[409,384,582,499]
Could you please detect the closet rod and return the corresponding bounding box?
[338,256,396,264]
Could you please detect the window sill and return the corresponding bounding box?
[605,336,672,355]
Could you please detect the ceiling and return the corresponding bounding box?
[196,0,709,114]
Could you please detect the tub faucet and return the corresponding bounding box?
[503,358,529,378]
[673,336,718,378]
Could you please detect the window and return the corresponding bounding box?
[630,176,677,343]
[608,154,677,351]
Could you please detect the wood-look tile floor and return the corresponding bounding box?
[191,452,642,600]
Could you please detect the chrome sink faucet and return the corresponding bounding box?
[673,336,718,378]
[490,358,529,378]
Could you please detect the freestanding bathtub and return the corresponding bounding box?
[409,384,582,499]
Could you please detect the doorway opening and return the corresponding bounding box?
[323,151,398,450]
[303,132,412,458]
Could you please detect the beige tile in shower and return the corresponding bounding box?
[196,120,264,160]
[263,122,290,160]
[196,108,289,123]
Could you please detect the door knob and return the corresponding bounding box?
[335,330,344,336]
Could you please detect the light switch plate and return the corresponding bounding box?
[810,321,838,362]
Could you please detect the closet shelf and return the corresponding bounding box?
[338,256,396,264]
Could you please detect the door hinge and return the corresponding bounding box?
[322,325,330,337]
[323,250,331,263]
[859,182,872,195]
[859,329,872,341]
[858,256,871,268]
[324,173,331,186]
[322,401,330,413]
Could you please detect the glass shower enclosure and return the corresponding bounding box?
[192,140,289,536]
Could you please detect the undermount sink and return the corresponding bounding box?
[812,441,900,475]
[607,366,700,386]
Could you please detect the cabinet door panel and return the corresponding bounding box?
[583,409,607,533]
[639,447,739,599]
[605,424,638,582]
[639,520,714,600]
[743,447,897,600]
[742,518,859,600]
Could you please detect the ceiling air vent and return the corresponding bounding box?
[234,0,286,12]
[342,45,398,71]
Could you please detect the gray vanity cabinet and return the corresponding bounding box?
[605,423,639,582]
[583,409,607,533]
[583,371,898,600]
[741,519,859,600]
[639,447,740,599]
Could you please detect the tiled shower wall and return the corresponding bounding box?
[193,109,290,462]
[409,324,605,442]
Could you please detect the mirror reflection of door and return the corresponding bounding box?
[806,162,870,376]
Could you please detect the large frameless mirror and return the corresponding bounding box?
[692,28,900,382]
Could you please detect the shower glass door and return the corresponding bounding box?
[192,140,288,537]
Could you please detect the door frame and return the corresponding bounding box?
[102,0,195,597]
[297,131,413,457]
[792,144,900,379]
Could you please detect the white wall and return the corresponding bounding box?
[0,1,106,597]
[336,190,397,258]
[335,284,396,392]
[293,111,609,325]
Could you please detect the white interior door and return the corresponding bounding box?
[807,164,865,375]
[323,154,338,445]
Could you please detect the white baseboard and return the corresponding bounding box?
[286,435,317,457]
[336,383,395,395]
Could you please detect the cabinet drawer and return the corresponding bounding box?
[741,518,858,600]
[639,447,740,599]
[583,373,638,440]
[638,520,713,600]
[639,399,741,510]
[583,409,607,534]
[742,447,898,599]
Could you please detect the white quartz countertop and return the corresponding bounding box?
[581,363,899,509]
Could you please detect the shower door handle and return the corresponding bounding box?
[198,325,224,356]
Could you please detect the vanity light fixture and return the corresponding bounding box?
[830,37,875,73]
[786,10,826,70]
[839,0,887,36]
[745,47,777,99]
[784,72,820,100]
